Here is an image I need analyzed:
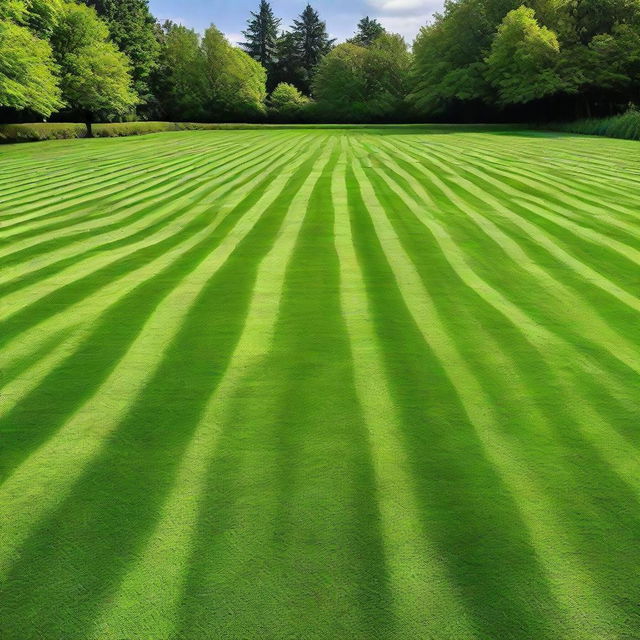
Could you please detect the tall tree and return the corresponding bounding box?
[486,6,563,104]
[349,16,386,47]
[271,30,302,89]
[291,4,335,94]
[202,26,266,120]
[0,13,63,118]
[313,32,411,121]
[154,21,206,121]
[52,2,138,134]
[79,0,159,110]
[241,0,280,90]
[409,0,517,116]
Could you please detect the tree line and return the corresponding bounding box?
[2,0,640,126]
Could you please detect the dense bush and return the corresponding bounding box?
[410,0,640,121]
[0,121,268,143]
[546,109,640,140]
[312,34,412,123]
[0,122,88,142]
[267,82,309,121]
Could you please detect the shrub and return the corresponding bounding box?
[0,122,87,142]
[0,120,297,143]
[268,83,310,122]
[547,109,640,140]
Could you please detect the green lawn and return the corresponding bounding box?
[0,126,639,639]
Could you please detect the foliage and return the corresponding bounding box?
[268,81,309,120]
[53,3,138,124]
[154,22,207,121]
[290,4,335,94]
[271,30,302,89]
[5,0,640,125]
[0,120,86,141]
[0,13,63,117]
[0,120,285,143]
[348,16,386,47]
[546,107,640,139]
[269,82,308,109]
[79,0,159,109]
[486,6,563,104]
[241,0,280,90]
[410,0,640,120]
[24,0,65,37]
[313,33,411,121]
[202,26,266,120]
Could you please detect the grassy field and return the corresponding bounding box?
[0,126,639,639]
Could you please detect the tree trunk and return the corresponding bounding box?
[86,113,94,138]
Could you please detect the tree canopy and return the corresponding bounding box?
[313,32,411,121]
[52,2,138,128]
[290,4,335,94]
[4,0,640,126]
[79,0,159,110]
[486,6,563,104]
[241,0,280,90]
[410,0,640,120]
[348,16,386,47]
[0,15,62,117]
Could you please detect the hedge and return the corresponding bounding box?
[545,109,640,141]
[0,121,267,143]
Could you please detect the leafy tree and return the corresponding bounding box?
[486,6,563,104]
[313,33,411,121]
[202,25,266,120]
[572,0,640,43]
[313,43,368,104]
[349,16,386,47]
[410,0,496,115]
[154,21,206,121]
[588,23,640,103]
[291,4,335,94]
[0,0,27,22]
[79,0,160,109]
[241,0,280,90]
[52,3,138,133]
[0,16,63,117]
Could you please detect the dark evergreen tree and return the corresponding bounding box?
[80,0,160,112]
[291,4,335,94]
[271,30,304,90]
[348,16,386,47]
[241,0,281,90]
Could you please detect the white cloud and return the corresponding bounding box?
[368,0,427,12]
[367,0,441,14]
[364,0,441,40]
[377,14,430,40]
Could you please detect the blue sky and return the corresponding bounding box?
[148,0,444,44]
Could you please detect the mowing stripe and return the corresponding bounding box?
[0,133,309,352]
[394,139,640,307]
[332,146,476,639]
[0,136,326,579]
[90,138,337,640]
[347,143,611,637]
[366,136,640,379]
[357,137,640,498]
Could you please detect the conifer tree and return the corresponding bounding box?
[291,4,334,94]
[349,16,386,47]
[241,0,281,90]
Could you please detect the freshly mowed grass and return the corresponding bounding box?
[0,126,638,639]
